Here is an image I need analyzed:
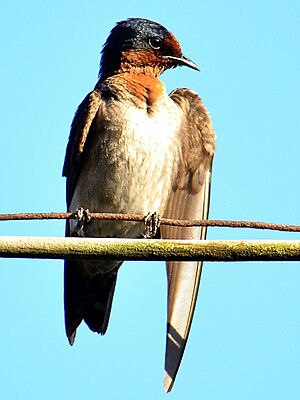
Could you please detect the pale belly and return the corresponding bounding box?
[69,98,182,240]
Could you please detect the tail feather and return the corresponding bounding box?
[64,260,118,344]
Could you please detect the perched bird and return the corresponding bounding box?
[63,17,215,392]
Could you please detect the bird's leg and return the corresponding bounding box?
[74,207,92,235]
[143,212,161,239]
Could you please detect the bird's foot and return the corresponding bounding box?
[74,207,91,235]
[143,212,161,239]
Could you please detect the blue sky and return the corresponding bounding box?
[0,0,299,399]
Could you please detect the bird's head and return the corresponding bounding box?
[99,18,199,80]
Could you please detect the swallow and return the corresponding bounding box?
[62,17,216,392]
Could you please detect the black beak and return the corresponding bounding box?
[163,54,200,71]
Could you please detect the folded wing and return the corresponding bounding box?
[62,89,110,344]
[161,89,216,392]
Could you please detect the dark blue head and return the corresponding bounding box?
[99,18,199,80]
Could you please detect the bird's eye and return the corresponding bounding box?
[149,37,162,50]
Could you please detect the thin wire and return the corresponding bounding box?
[0,212,299,232]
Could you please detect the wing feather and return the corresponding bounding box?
[162,89,215,392]
[62,89,102,206]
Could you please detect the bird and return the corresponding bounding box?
[62,17,216,392]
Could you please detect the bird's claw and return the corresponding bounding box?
[74,207,91,235]
[143,212,161,239]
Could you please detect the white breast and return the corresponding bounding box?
[69,94,182,238]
